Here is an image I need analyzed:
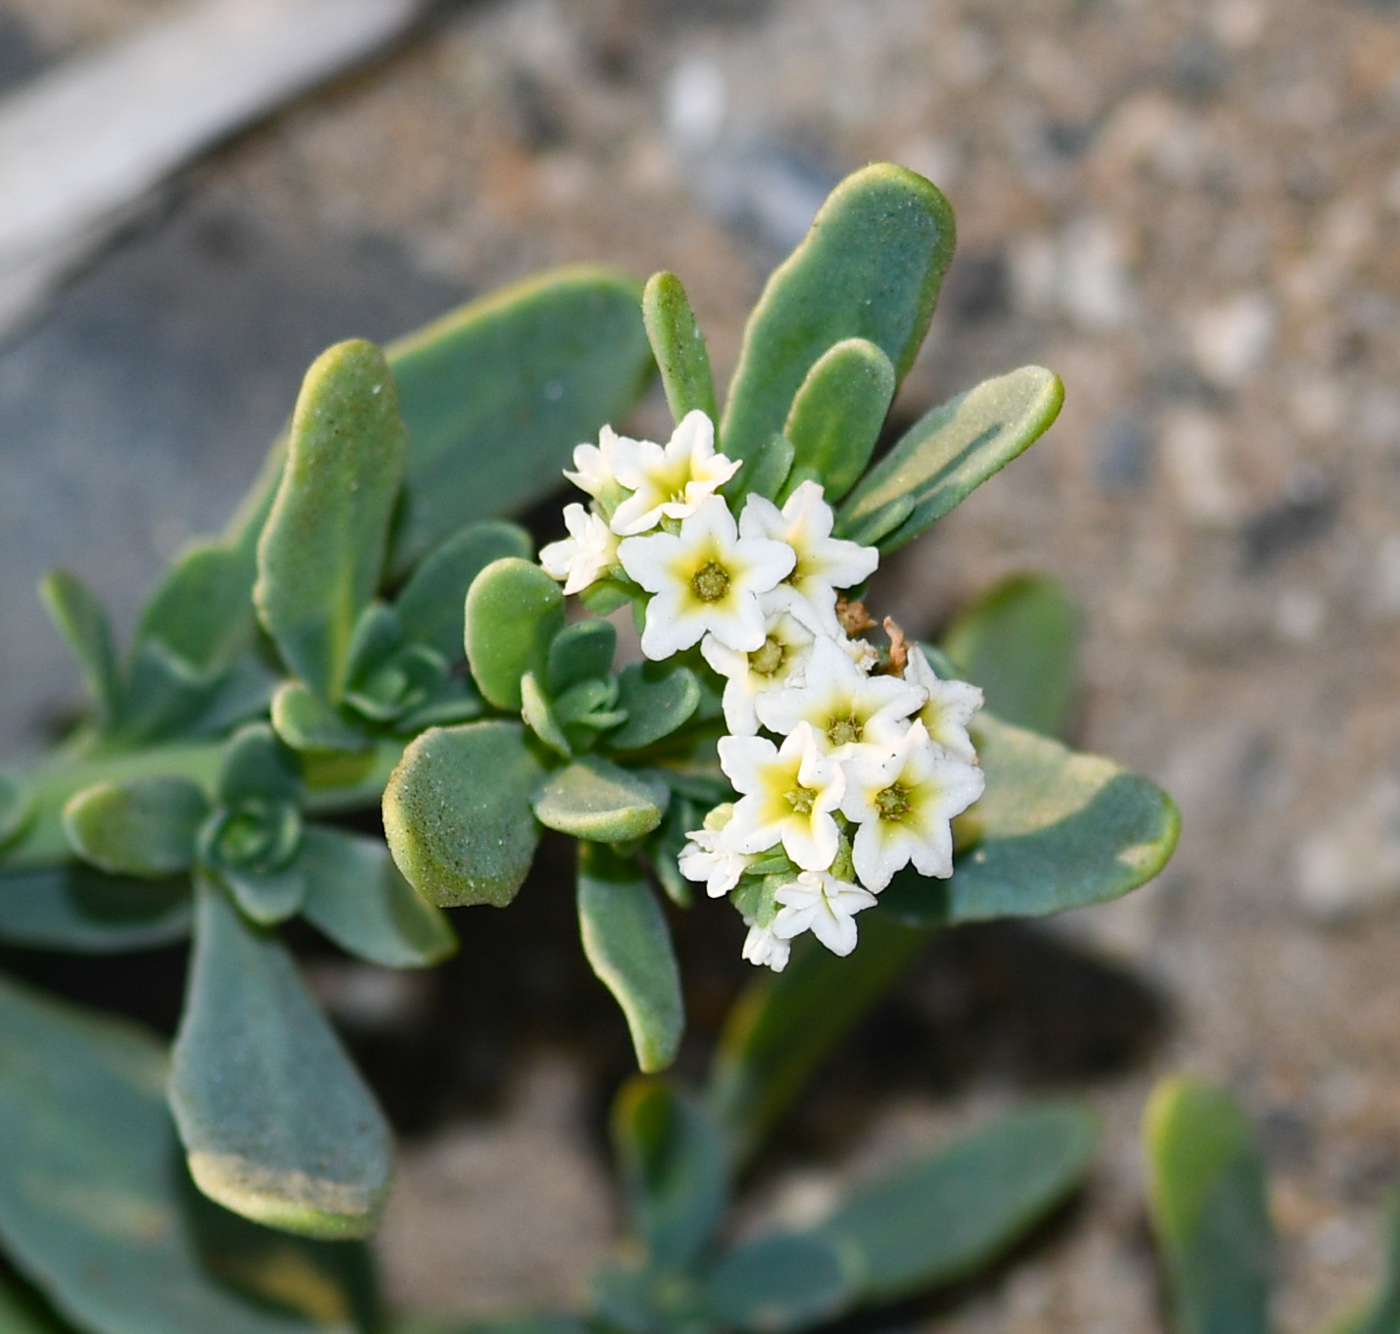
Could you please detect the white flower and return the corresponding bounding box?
[904,647,984,765]
[756,635,926,757]
[742,918,791,972]
[608,410,741,536]
[718,722,845,871]
[771,869,878,957]
[563,424,635,508]
[839,720,986,891]
[700,610,815,736]
[539,503,620,595]
[617,496,795,659]
[842,637,880,672]
[677,804,752,897]
[740,482,879,634]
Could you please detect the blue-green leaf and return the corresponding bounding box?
[546,620,617,696]
[815,1101,1098,1300]
[63,777,209,879]
[701,1233,850,1332]
[837,366,1063,550]
[608,663,701,752]
[577,845,683,1073]
[271,682,373,755]
[255,340,408,702]
[134,541,256,679]
[720,163,955,464]
[0,771,34,850]
[941,576,1079,739]
[169,881,393,1239]
[879,712,1180,926]
[218,723,302,809]
[299,826,455,968]
[0,972,361,1333]
[534,757,668,842]
[464,558,565,713]
[1144,1079,1273,1334]
[38,570,122,729]
[642,271,718,426]
[0,866,191,952]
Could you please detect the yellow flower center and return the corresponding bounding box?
[875,783,911,821]
[691,560,730,602]
[785,784,817,815]
[827,713,862,748]
[750,635,786,677]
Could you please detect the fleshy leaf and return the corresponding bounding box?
[815,1101,1098,1301]
[386,266,652,571]
[608,663,701,752]
[0,972,362,1334]
[1144,1079,1273,1334]
[135,541,256,679]
[837,366,1064,551]
[546,620,617,696]
[63,777,209,879]
[207,858,305,928]
[708,915,931,1159]
[642,271,718,426]
[270,682,372,755]
[395,520,533,661]
[383,721,545,908]
[255,340,408,702]
[941,578,1079,739]
[464,558,565,712]
[0,866,191,952]
[577,845,683,1073]
[612,1078,727,1272]
[170,881,393,1239]
[0,771,33,850]
[534,757,668,841]
[879,713,1180,926]
[720,163,955,463]
[299,826,455,968]
[732,432,796,503]
[701,1234,850,1332]
[781,338,895,503]
[521,672,572,760]
[38,570,122,729]
[218,724,302,808]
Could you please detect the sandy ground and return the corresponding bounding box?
[4,0,1400,1328]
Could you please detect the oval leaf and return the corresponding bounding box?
[170,881,393,1239]
[720,163,955,463]
[781,338,895,503]
[815,1101,1098,1301]
[838,366,1064,550]
[38,570,121,729]
[63,777,209,879]
[0,866,191,953]
[217,723,302,809]
[879,713,1180,926]
[546,619,618,696]
[255,340,408,702]
[395,520,533,660]
[298,826,455,968]
[135,541,256,679]
[642,271,718,426]
[0,973,361,1334]
[270,682,372,755]
[383,721,544,908]
[464,558,565,712]
[577,845,683,1073]
[702,1233,851,1332]
[1144,1079,1273,1334]
[534,757,668,841]
[608,663,701,752]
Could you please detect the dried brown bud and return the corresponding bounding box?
[835,596,877,636]
[882,616,909,676]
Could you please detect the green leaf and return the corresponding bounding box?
[119,642,277,746]
[218,723,302,808]
[732,432,795,503]
[879,713,1180,926]
[815,1101,1098,1301]
[134,541,256,679]
[255,340,409,702]
[534,756,668,841]
[701,1234,850,1332]
[0,972,361,1333]
[1145,1079,1273,1334]
[464,558,565,712]
[642,271,718,426]
[719,163,955,464]
[170,880,393,1239]
[0,771,33,849]
[63,777,209,878]
[38,569,122,729]
[395,520,533,661]
[1346,1192,1400,1334]
[271,681,373,754]
[386,266,652,571]
[781,338,895,502]
[383,721,545,907]
[0,866,191,952]
[708,914,931,1159]
[612,1078,727,1272]
[941,578,1079,739]
[299,827,455,968]
[608,663,701,751]
[546,619,618,695]
[577,845,683,1073]
[520,672,573,760]
[837,366,1064,550]
[0,1276,74,1333]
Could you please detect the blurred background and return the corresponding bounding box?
[1,0,1399,1327]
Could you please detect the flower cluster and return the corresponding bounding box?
[541,410,987,971]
